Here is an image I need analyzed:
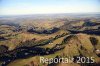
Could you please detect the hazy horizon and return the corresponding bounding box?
[0,0,100,15]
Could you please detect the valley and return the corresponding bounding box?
[0,14,100,66]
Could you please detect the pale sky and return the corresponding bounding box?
[0,0,100,15]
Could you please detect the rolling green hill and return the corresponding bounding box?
[0,14,100,66]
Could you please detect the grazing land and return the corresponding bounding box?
[0,14,100,66]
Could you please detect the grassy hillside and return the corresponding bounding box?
[6,34,100,66]
[0,14,100,66]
